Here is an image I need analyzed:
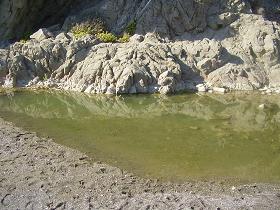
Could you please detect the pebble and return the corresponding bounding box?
[213,87,227,93]
[196,84,207,92]
[258,104,265,109]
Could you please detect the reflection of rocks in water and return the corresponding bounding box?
[0,90,280,131]
[1,90,280,183]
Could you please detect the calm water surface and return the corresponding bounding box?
[0,90,280,183]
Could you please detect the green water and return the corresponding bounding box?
[0,89,280,183]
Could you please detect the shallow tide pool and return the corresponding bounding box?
[0,90,280,183]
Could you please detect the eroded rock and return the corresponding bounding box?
[0,1,280,94]
[30,28,54,41]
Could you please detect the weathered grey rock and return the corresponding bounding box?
[30,28,54,41]
[2,0,280,41]
[0,1,280,94]
[207,13,239,30]
[130,34,145,43]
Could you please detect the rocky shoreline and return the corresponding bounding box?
[1,1,280,209]
[1,0,280,95]
[0,117,280,209]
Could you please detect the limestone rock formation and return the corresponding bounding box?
[0,0,280,94]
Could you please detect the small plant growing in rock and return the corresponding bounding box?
[71,23,93,39]
[97,32,118,43]
[43,74,49,81]
[125,20,137,35]
[19,39,28,44]
[118,33,131,43]
[275,6,280,14]
[70,18,106,39]
[19,31,32,43]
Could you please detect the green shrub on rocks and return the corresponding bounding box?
[70,18,134,43]
[43,74,49,81]
[97,32,118,43]
[125,20,137,35]
[19,39,28,44]
[276,7,280,14]
[118,33,131,43]
[71,23,92,39]
[70,18,106,39]
[19,31,32,43]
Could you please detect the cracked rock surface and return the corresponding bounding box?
[0,0,280,94]
[1,14,280,94]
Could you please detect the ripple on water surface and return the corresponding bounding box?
[0,89,280,183]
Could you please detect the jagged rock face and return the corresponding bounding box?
[0,0,280,94]
[62,0,251,37]
[0,0,250,40]
[0,0,279,41]
[0,0,79,40]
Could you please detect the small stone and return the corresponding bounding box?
[258,104,265,109]
[30,28,53,41]
[213,87,227,93]
[196,84,207,92]
[189,126,199,130]
[130,34,144,43]
[55,32,70,41]
[266,89,272,94]
[196,84,204,88]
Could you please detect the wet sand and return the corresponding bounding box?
[0,118,280,209]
